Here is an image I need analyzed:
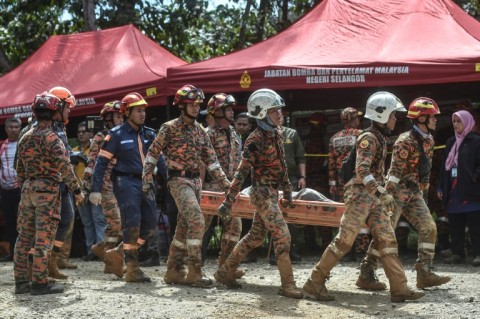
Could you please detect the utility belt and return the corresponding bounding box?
[111,170,142,180]
[168,169,200,180]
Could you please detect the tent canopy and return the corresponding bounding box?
[0,24,186,123]
[167,0,480,95]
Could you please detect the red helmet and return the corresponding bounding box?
[48,86,76,108]
[100,100,121,118]
[407,97,440,119]
[173,84,205,106]
[32,92,63,115]
[207,93,236,115]
[120,92,148,114]
[340,107,362,124]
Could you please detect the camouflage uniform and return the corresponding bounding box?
[83,131,122,247]
[378,128,450,288]
[328,127,370,255]
[143,116,229,282]
[304,126,420,300]
[217,127,292,274]
[203,123,242,265]
[14,121,80,286]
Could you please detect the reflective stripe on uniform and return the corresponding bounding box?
[329,180,336,186]
[186,239,202,246]
[381,247,398,255]
[105,237,118,243]
[99,149,114,160]
[173,239,186,249]
[437,216,449,223]
[362,174,375,185]
[418,242,435,251]
[388,175,400,183]
[398,222,410,228]
[208,162,221,171]
[370,249,381,257]
[84,167,93,174]
[359,227,370,234]
[223,234,240,242]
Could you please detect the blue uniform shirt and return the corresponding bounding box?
[92,121,156,193]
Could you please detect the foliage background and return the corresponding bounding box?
[0,0,479,75]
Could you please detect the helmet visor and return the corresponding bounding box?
[186,88,205,102]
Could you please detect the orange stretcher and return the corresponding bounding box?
[200,190,345,227]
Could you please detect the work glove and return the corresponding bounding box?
[70,151,88,165]
[281,191,293,208]
[375,186,396,213]
[74,192,85,205]
[218,200,232,223]
[89,192,102,206]
[142,181,156,201]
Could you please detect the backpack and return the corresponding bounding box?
[338,127,383,184]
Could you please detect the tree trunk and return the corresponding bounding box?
[0,49,12,74]
[82,0,97,31]
[236,0,253,49]
[256,0,269,42]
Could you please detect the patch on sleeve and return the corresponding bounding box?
[359,139,369,149]
[399,149,409,159]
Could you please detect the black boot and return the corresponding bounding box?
[30,282,64,295]
[139,251,160,267]
[15,281,30,294]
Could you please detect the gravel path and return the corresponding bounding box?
[1,254,479,319]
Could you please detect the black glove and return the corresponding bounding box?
[218,201,232,223]
[70,151,88,165]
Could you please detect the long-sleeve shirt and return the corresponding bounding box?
[92,122,156,193]
[225,127,292,203]
[16,121,79,192]
[205,124,241,180]
[328,128,362,186]
[143,116,227,183]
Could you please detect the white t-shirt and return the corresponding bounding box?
[0,140,18,190]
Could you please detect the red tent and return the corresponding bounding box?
[167,0,480,96]
[0,25,186,123]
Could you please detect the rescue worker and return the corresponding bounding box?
[83,101,123,273]
[90,92,158,283]
[328,107,370,259]
[303,92,425,302]
[202,93,244,277]
[356,97,450,290]
[142,84,230,288]
[214,88,303,299]
[14,92,84,295]
[48,86,80,280]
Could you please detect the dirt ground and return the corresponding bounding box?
[0,252,479,319]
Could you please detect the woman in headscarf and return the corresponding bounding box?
[437,110,480,266]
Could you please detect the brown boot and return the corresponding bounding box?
[91,242,106,261]
[381,254,425,302]
[185,261,213,288]
[276,253,303,299]
[124,250,151,283]
[302,248,337,301]
[355,257,387,291]
[164,259,187,285]
[213,265,242,289]
[104,243,124,278]
[415,262,451,289]
[48,251,68,280]
[218,254,245,279]
[57,257,78,270]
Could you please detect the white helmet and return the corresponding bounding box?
[247,89,285,119]
[364,91,406,124]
